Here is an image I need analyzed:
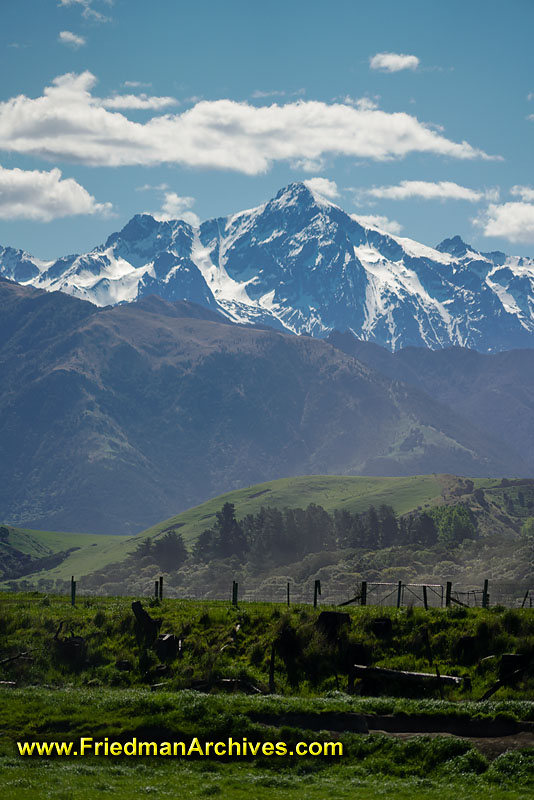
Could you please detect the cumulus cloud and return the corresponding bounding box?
[510,185,534,202]
[473,185,534,243]
[352,213,403,235]
[303,177,339,199]
[474,202,534,243]
[152,192,200,226]
[0,71,495,172]
[370,52,420,73]
[58,30,86,48]
[0,165,111,221]
[360,180,498,203]
[101,93,178,110]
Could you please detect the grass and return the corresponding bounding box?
[1,758,532,800]
[3,686,534,748]
[3,592,534,702]
[3,529,118,558]
[1,689,534,799]
[3,592,534,798]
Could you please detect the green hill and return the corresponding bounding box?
[2,474,455,586]
[138,473,449,543]
[1,526,117,557]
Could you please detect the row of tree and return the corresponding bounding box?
[135,501,477,571]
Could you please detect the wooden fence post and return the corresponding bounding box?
[154,581,159,599]
[361,580,367,607]
[70,576,76,606]
[232,581,238,607]
[482,579,489,609]
[422,585,428,611]
[287,582,290,607]
[313,579,321,608]
[159,575,163,601]
[396,580,403,609]
[446,581,452,608]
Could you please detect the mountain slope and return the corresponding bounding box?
[0,280,524,534]
[2,184,534,352]
[328,330,534,474]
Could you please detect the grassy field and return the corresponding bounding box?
[2,686,534,799]
[1,757,532,800]
[2,592,534,700]
[2,528,117,557]
[2,591,534,798]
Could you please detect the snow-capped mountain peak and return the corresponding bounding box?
[2,182,534,352]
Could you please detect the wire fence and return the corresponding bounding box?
[2,580,534,610]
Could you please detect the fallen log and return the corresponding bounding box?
[0,651,34,666]
[351,664,463,687]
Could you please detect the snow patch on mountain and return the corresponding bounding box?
[2,182,534,352]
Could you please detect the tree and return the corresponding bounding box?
[429,505,476,546]
[192,529,216,562]
[304,503,335,552]
[213,502,248,559]
[378,504,398,547]
[414,512,438,547]
[363,506,380,547]
[334,509,355,548]
[134,537,153,560]
[152,530,188,569]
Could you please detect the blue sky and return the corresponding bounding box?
[1,0,534,258]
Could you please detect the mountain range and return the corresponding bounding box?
[2,182,534,353]
[1,276,533,534]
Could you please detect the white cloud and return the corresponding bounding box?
[361,180,498,203]
[123,81,152,89]
[252,89,305,99]
[0,71,496,172]
[152,192,200,226]
[303,177,339,199]
[101,93,178,110]
[369,52,420,73]
[474,202,534,244]
[290,158,325,173]
[0,165,111,221]
[136,183,170,192]
[58,0,111,23]
[58,30,86,49]
[472,185,534,243]
[352,213,403,235]
[510,185,534,202]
